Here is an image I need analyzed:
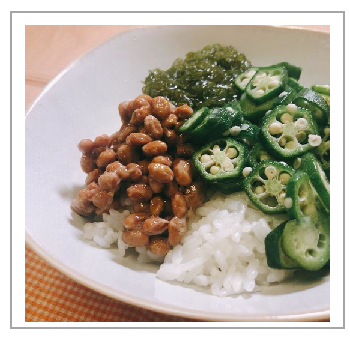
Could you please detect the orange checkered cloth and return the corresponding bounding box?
[25,245,197,322]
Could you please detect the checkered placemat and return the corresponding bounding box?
[25,245,197,322]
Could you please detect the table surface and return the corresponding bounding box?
[25,25,330,322]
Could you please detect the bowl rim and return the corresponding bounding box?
[24,25,330,322]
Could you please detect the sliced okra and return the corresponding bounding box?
[214,175,245,195]
[299,153,330,212]
[261,104,320,159]
[293,88,330,125]
[246,66,288,104]
[311,84,330,96]
[285,171,323,221]
[275,62,302,80]
[239,92,278,122]
[248,143,275,168]
[272,86,298,108]
[313,125,330,179]
[265,221,300,269]
[193,138,248,183]
[178,107,210,133]
[243,160,295,214]
[234,67,259,92]
[282,216,330,271]
[189,102,242,143]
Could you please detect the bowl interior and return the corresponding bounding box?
[25,25,330,321]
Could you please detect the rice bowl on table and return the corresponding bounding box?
[25,25,330,321]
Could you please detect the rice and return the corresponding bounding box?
[157,192,292,296]
[82,191,293,297]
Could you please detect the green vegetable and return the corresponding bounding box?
[214,176,244,194]
[287,78,305,92]
[142,44,251,110]
[189,103,242,143]
[311,84,330,96]
[178,107,210,133]
[285,171,320,221]
[314,125,330,179]
[193,138,248,183]
[275,62,302,80]
[248,143,274,168]
[239,92,278,122]
[234,121,260,147]
[234,67,259,92]
[246,66,288,104]
[293,88,330,125]
[299,153,330,212]
[243,160,295,214]
[282,216,330,271]
[261,105,320,159]
[271,86,298,108]
[265,221,300,269]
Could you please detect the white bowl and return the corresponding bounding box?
[25,25,330,322]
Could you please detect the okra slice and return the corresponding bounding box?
[299,153,330,212]
[178,107,210,133]
[246,66,288,104]
[282,216,330,271]
[275,62,302,80]
[261,104,320,159]
[293,88,330,125]
[189,103,241,144]
[314,125,330,179]
[193,138,248,183]
[248,143,275,168]
[272,86,298,109]
[243,160,295,214]
[239,92,278,122]
[234,67,259,92]
[287,78,305,92]
[285,171,323,221]
[214,176,244,195]
[265,221,300,269]
[311,84,330,96]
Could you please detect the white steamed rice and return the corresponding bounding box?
[82,191,293,296]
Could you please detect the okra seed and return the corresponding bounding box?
[286,103,298,113]
[279,137,287,146]
[295,118,308,130]
[213,145,220,152]
[260,154,270,161]
[268,80,279,89]
[226,147,238,159]
[265,166,278,180]
[279,193,286,202]
[308,134,322,147]
[229,126,241,136]
[242,167,252,177]
[285,140,296,149]
[241,78,249,85]
[256,89,265,96]
[201,154,212,163]
[295,131,307,142]
[279,173,291,185]
[269,121,283,135]
[284,197,293,208]
[255,186,265,194]
[210,166,221,175]
[293,157,301,169]
[280,113,293,123]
